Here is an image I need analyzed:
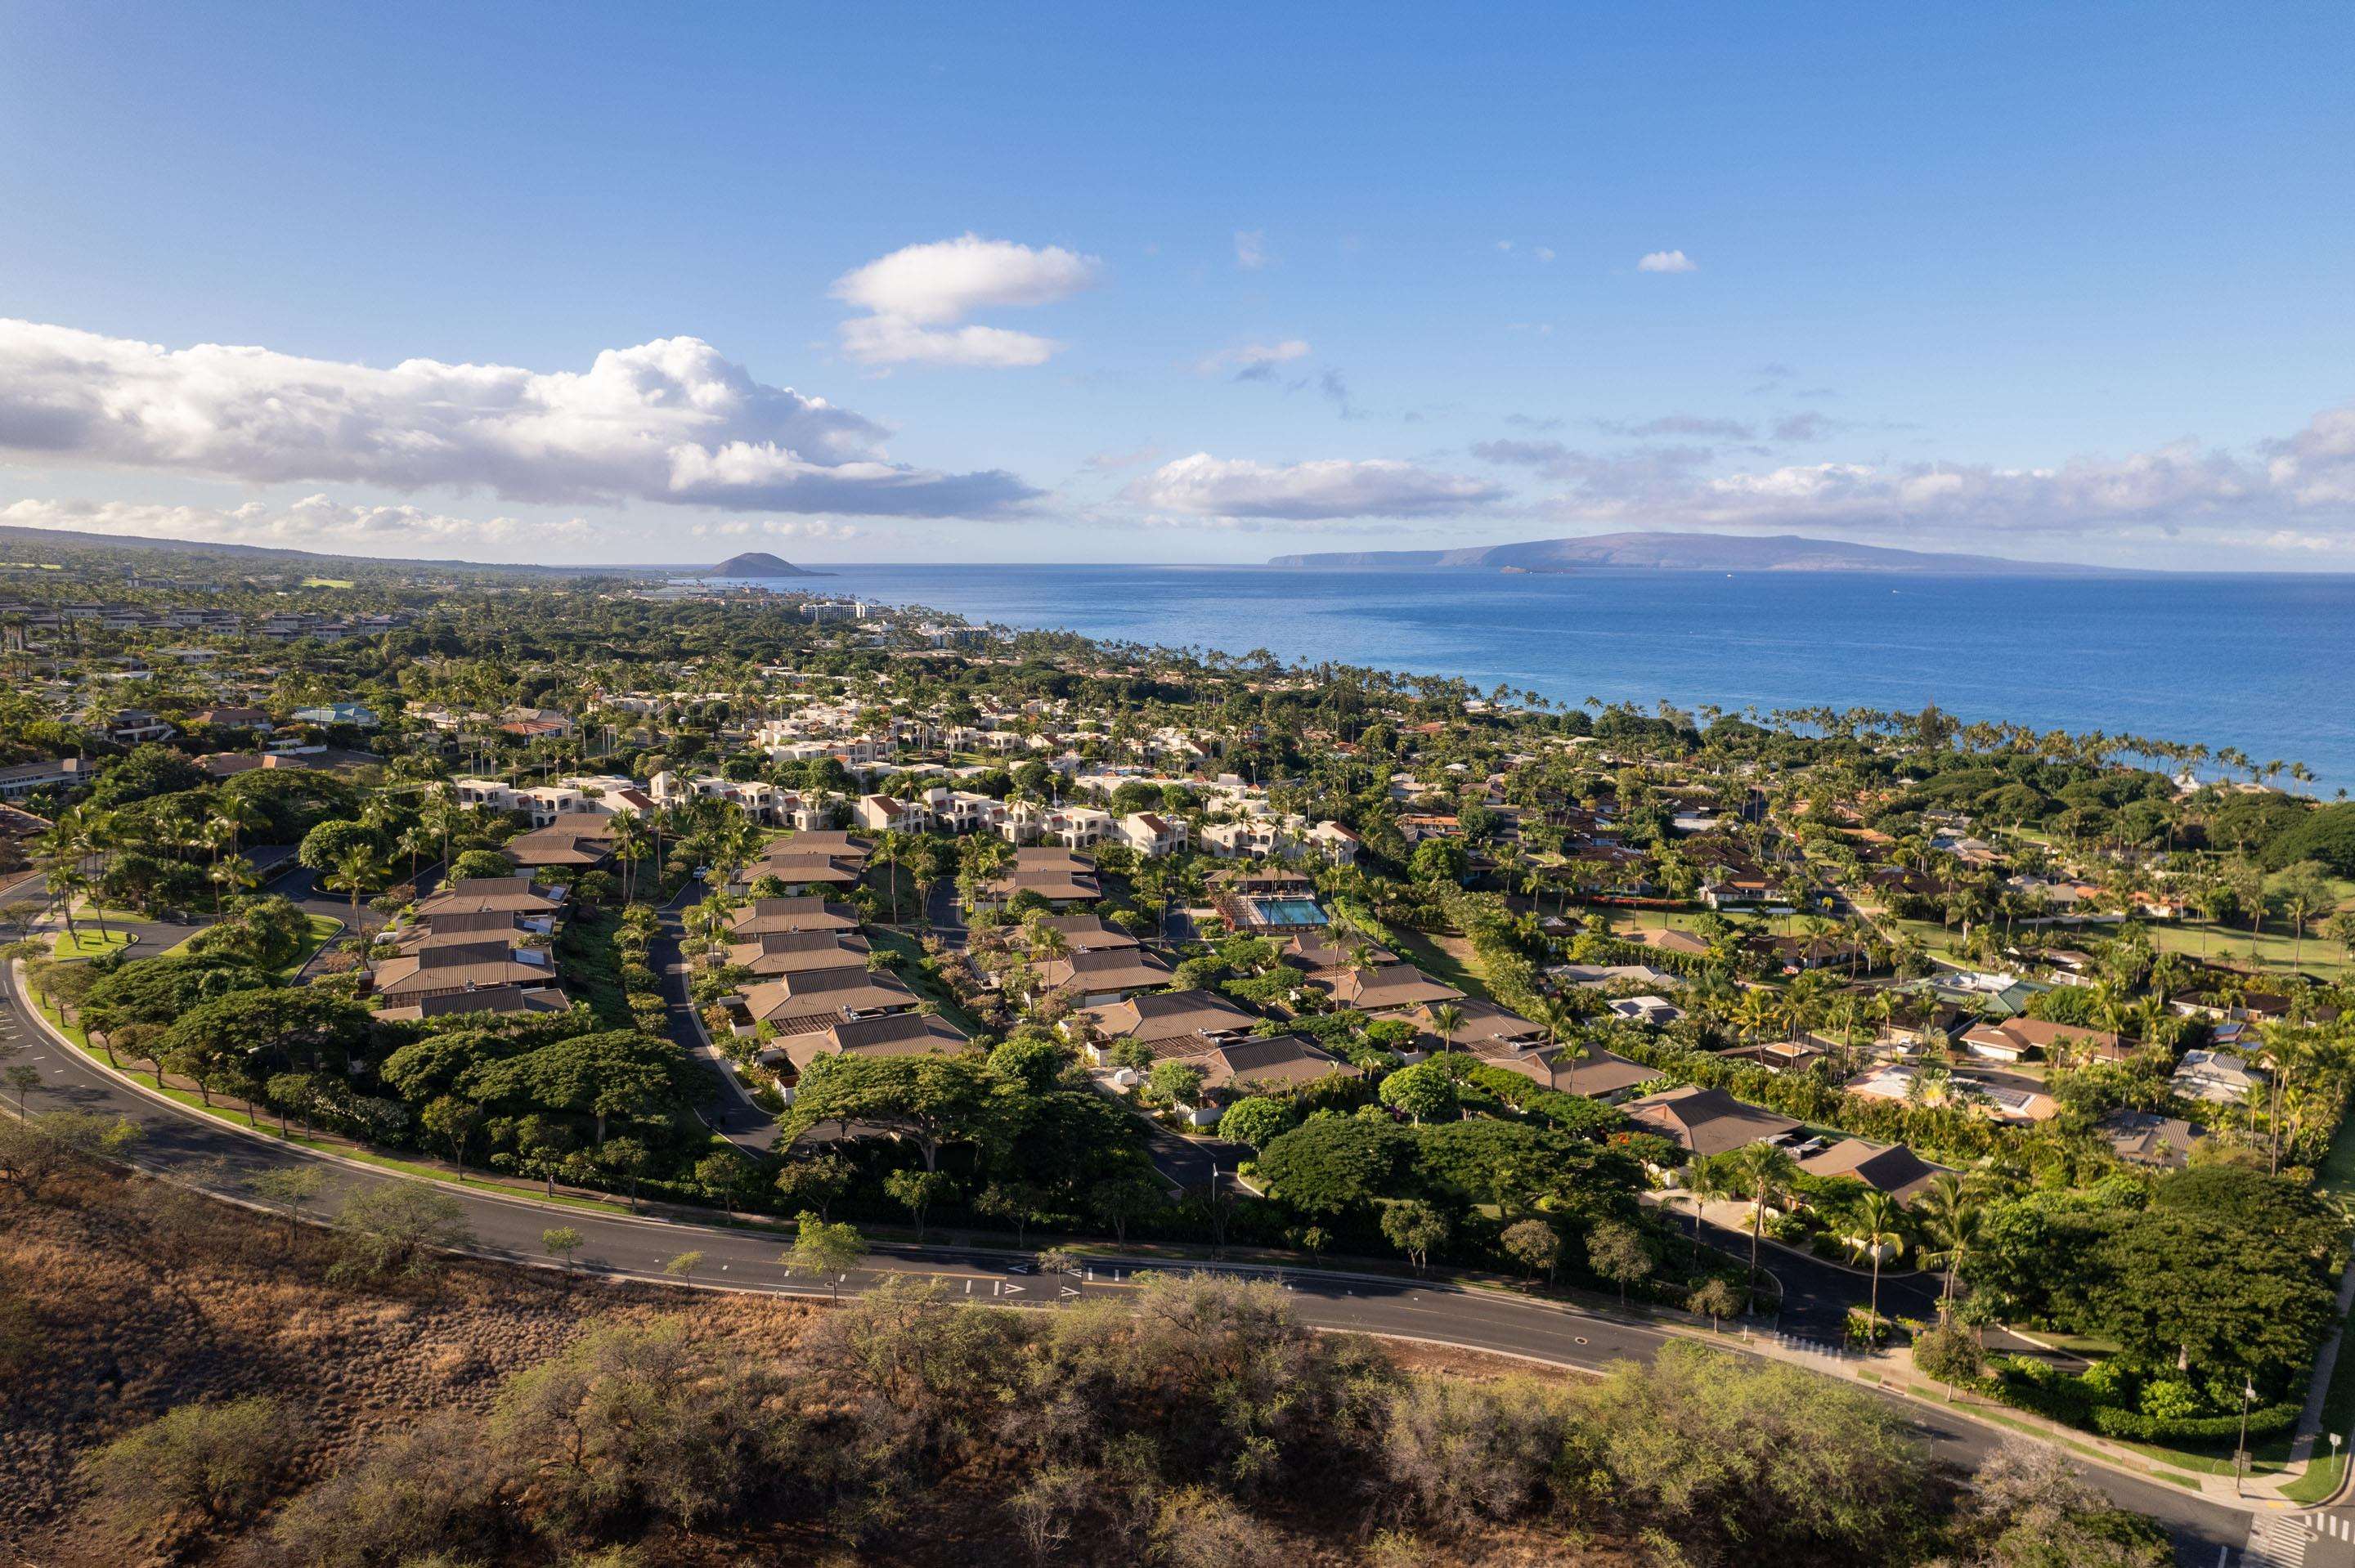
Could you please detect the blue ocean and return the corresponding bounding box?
[715,566,2355,793]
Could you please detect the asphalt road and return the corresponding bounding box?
[0,959,2274,1562]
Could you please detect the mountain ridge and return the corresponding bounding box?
[1267,531,2137,575]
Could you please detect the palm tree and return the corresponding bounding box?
[1426,1001,1465,1051]
[1850,1189,1904,1337]
[1718,1140,1800,1294]
[1915,1173,1985,1309]
[209,853,258,916]
[326,845,388,937]
[609,809,653,904]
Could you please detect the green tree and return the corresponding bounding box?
[772,1151,853,1221]
[1379,1197,1449,1272]
[884,1167,958,1242]
[1710,1140,1800,1294]
[419,1095,485,1179]
[783,1212,866,1299]
[1216,1094,1296,1150]
[1688,1276,1743,1331]
[1378,1060,1459,1124]
[542,1225,585,1279]
[1500,1216,1563,1281]
[1587,1218,1655,1304]
[1255,1115,1409,1216]
[250,1165,330,1249]
[77,1396,304,1537]
[329,1183,473,1284]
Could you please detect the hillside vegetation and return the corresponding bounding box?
[0,1152,2164,1567]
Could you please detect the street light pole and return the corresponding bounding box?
[2236,1379,2255,1496]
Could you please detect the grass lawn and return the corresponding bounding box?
[159,912,343,975]
[52,926,132,959]
[868,927,982,1033]
[2144,917,2352,981]
[299,576,357,589]
[1388,925,1492,1002]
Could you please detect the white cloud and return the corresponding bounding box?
[1124,453,1505,520]
[1234,230,1268,270]
[1195,338,1312,376]
[1514,401,2355,549]
[0,494,587,553]
[830,233,1100,325]
[828,234,1101,369]
[1534,246,1557,262]
[1636,249,1698,273]
[0,319,1034,516]
[837,315,1059,369]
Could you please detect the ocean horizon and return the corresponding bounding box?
[685,564,2355,794]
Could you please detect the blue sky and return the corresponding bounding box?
[1,1,2349,567]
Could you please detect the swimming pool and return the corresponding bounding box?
[1244,896,1327,928]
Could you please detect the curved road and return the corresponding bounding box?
[0,965,2274,1561]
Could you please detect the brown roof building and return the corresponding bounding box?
[1798,1138,1946,1204]
[770,1010,970,1074]
[1311,962,1465,1015]
[1076,988,1258,1060]
[724,930,873,975]
[1197,1034,1361,1094]
[743,965,919,1036]
[728,896,861,936]
[416,875,566,920]
[1625,1085,1801,1157]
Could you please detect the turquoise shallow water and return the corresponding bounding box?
[713,564,2355,792]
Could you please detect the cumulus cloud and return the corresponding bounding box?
[829,234,1101,368]
[0,319,1034,516]
[1636,249,1698,273]
[1124,453,1505,520]
[1196,338,1311,378]
[1234,230,1268,270]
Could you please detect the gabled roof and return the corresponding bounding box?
[1035,946,1174,994]
[1626,1085,1801,1157]
[1083,988,1257,1052]
[729,896,860,934]
[1038,914,1137,951]
[1314,962,1465,1012]
[725,930,872,974]
[1799,1138,1945,1204]
[1199,1034,1361,1091]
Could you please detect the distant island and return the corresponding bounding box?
[1267,530,2131,576]
[700,550,821,579]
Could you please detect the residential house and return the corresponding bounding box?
[0,756,89,799]
[1797,1138,1945,1205]
[1311,962,1464,1016]
[2171,1048,2262,1105]
[376,981,572,1024]
[1030,945,1177,1006]
[2097,1109,2208,1169]
[742,964,920,1037]
[1960,1016,2128,1066]
[1626,1085,1801,1158]
[1196,1034,1361,1095]
[729,896,862,937]
[415,875,567,922]
[724,930,873,976]
[1072,988,1258,1062]
[767,1010,971,1082]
